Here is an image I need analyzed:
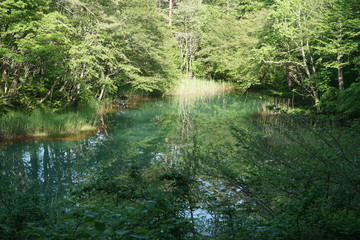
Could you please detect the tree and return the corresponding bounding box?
[0,0,179,111]
[0,0,54,109]
[258,0,330,105]
[195,6,268,89]
[316,0,360,90]
[174,0,207,77]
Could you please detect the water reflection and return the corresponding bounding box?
[0,92,263,202]
[1,135,106,202]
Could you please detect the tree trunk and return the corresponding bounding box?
[185,36,190,76]
[169,0,173,26]
[37,81,56,105]
[313,89,320,110]
[336,19,345,90]
[300,41,311,78]
[285,63,292,90]
[307,40,316,75]
[297,10,311,79]
[2,68,8,94]
[98,83,106,100]
[338,66,344,90]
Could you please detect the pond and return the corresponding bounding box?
[1,91,358,240]
[1,92,265,202]
[0,92,280,238]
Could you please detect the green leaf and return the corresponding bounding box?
[130,234,149,239]
[116,230,130,235]
[95,221,106,232]
[84,211,99,218]
[130,228,150,239]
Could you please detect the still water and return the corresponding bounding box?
[0,93,263,203]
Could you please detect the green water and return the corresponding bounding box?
[2,93,359,239]
[0,93,262,203]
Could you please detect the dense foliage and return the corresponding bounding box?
[167,0,359,109]
[0,0,178,112]
[1,0,359,113]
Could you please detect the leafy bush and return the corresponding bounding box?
[337,82,360,118]
[319,86,338,114]
[207,115,360,239]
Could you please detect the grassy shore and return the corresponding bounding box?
[0,101,101,141]
[170,78,233,96]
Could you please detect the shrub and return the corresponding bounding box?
[337,82,360,118]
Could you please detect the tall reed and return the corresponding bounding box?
[0,101,100,140]
[171,78,233,96]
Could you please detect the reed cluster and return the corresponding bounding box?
[0,101,100,140]
[171,78,233,96]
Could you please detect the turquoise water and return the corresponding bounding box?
[0,93,263,203]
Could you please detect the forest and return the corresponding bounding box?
[0,0,359,239]
[1,0,359,114]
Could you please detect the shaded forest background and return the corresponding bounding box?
[1,0,359,116]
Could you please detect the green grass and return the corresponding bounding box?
[170,78,233,96]
[0,101,100,140]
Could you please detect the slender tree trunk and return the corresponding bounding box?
[189,202,196,236]
[338,66,344,90]
[169,0,173,26]
[306,40,316,74]
[98,83,106,100]
[297,10,311,79]
[38,81,56,105]
[337,26,344,91]
[100,115,108,135]
[337,20,344,91]
[285,63,292,90]
[300,41,311,78]
[2,68,8,94]
[313,88,320,110]
[185,36,190,76]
